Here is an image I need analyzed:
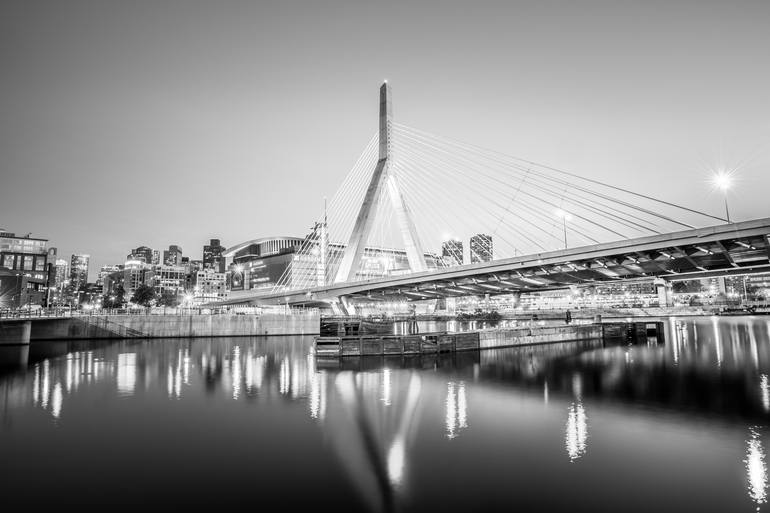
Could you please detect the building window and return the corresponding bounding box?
[23,255,33,270]
[35,258,45,271]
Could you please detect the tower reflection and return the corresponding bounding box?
[315,368,425,513]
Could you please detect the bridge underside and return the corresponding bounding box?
[223,217,770,307]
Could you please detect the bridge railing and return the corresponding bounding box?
[0,305,319,320]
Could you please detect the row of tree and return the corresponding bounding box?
[102,284,181,309]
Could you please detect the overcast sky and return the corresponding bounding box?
[1,0,769,279]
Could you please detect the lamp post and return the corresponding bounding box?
[713,172,733,223]
[556,210,572,249]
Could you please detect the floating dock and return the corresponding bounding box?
[314,321,664,357]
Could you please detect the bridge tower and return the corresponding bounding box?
[333,82,427,283]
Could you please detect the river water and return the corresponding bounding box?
[1,316,769,511]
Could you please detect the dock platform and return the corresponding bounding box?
[314,321,664,357]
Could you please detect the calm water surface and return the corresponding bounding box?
[1,316,770,511]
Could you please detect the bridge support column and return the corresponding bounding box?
[654,278,673,307]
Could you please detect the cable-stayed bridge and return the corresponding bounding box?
[225,83,770,309]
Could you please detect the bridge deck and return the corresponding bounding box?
[223,217,770,305]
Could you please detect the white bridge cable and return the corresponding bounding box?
[392,158,560,253]
[392,129,635,242]
[391,136,619,252]
[394,123,727,226]
[391,160,536,258]
[392,127,657,240]
[391,140,607,248]
[393,124,681,233]
[272,133,378,291]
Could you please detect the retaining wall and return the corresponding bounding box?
[0,320,31,345]
[26,312,320,341]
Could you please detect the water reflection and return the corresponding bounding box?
[445,381,468,439]
[746,427,768,508]
[565,402,587,462]
[1,317,770,511]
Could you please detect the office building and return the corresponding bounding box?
[470,234,493,263]
[0,229,53,306]
[441,238,464,267]
[127,246,154,264]
[70,254,90,290]
[54,259,68,289]
[203,239,226,272]
[97,265,121,288]
[194,269,227,302]
[163,245,183,266]
[154,265,187,295]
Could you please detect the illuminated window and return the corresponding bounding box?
[23,255,33,270]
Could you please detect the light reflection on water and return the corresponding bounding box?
[0,317,770,510]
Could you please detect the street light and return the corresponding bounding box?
[712,171,733,223]
[555,209,572,249]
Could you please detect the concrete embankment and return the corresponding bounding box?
[19,312,319,341]
[0,320,31,345]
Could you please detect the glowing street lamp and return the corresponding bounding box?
[555,209,572,249]
[712,171,733,223]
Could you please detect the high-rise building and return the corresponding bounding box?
[470,234,493,263]
[70,254,90,290]
[441,238,464,267]
[54,259,68,288]
[203,239,226,273]
[151,249,160,265]
[163,245,183,266]
[127,246,154,264]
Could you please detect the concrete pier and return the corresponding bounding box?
[0,320,31,345]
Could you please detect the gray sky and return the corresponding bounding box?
[1,0,769,279]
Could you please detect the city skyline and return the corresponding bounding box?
[2,0,770,279]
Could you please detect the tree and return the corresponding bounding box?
[131,284,157,307]
[157,290,180,308]
[103,284,125,309]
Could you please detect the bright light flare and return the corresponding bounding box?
[712,171,733,191]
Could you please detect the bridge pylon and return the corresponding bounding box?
[333,82,427,283]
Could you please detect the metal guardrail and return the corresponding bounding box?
[0,305,319,320]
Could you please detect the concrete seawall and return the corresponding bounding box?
[23,312,320,341]
[0,321,31,345]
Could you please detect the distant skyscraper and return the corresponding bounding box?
[203,239,226,272]
[151,249,160,265]
[163,245,183,266]
[54,259,68,288]
[441,239,464,266]
[127,246,154,264]
[70,254,90,289]
[470,234,493,263]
